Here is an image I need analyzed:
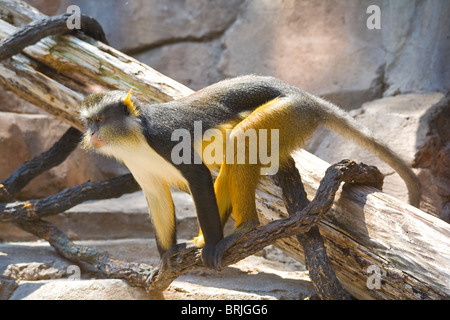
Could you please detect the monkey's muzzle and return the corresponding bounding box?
[90,131,104,148]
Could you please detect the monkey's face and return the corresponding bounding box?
[80,90,142,154]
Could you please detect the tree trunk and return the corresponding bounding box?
[1,1,449,300]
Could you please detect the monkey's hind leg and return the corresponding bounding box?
[213,98,295,267]
[214,163,261,267]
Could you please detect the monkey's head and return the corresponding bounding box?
[80,89,143,154]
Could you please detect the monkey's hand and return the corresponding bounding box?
[201,243,219,269]
[192,235,221,270]
[213,221,259,269]
[160,241,219,270]
[213,237,239,270]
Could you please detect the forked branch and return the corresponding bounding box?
[146,160,382,294]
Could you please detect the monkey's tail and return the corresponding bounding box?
[319,99,421,207]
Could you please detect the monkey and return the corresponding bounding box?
[80,75,420,269]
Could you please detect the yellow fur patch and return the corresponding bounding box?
[192,235,205,247]
[123,88,140,116]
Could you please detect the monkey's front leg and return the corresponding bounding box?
[176,163,224,269]
[142,183,177,257]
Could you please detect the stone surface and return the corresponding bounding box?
[133,40,223,90]
[0,189,312,300]
[1,240,312,300]
[219,0,386,109]
[56,0,243,53]
[413,93,450,221]
[8,279,152,300]
[381,0,450,96]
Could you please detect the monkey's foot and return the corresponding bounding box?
[192,234,205,247]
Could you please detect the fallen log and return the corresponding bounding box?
[0,0,193,130]
[257,150,450,299]
[0,1,449,300]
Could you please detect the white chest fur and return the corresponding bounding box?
[101,140,188,191]
[100,139,187,250]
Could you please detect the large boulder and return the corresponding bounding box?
[381,1,450,96]
[413,93,450,222]
[59,0,244,53]
[219,0,386,109]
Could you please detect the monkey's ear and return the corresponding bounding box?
[123,88,140,116]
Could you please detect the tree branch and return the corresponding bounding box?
[0,12,107,61]
[276,156,353,300]
[146,160,381,293]
[0,127,81,201]
[0,174,140,222]
[14,218,162,299]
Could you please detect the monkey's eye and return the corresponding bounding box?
[96,115,105,123]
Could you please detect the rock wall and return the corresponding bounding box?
[29,0,449,102]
